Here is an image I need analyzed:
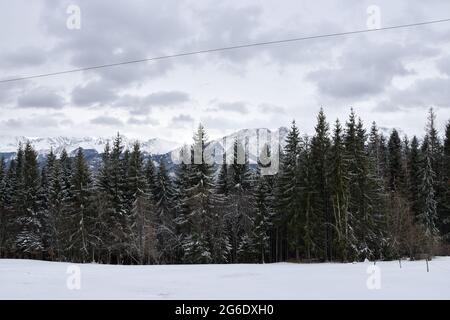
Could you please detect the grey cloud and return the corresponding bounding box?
[376,77,450,112]
[307,39,438,100]
[171,114,195,127]
[1,118,24,128]
[258,103,285,114]
[208,101,249,114]
[17,87,66,109]
[127,116,159,126]
[71,80,117,107]
[90,115,124,126]
[0,114,64,131]
[143,91,189,106]
[1,47,47,69]
[437,57,450,76]
[115,91,190,115]
[40,0,193,85]
[218,102,248,114]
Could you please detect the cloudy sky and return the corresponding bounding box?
[0,0,450,143]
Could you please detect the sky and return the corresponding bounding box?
[0,0,450,144]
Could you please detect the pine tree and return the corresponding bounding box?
[154,158,177,263]
[173,146,192,262]
[182,125,215,264]
[15,142,43,257]
[419,136,439,239]
[343,111,382,260]
[387,129,405,194]
[37,149,56,260]
[408,136,422,219]
[228,138,256,263]
[275,121,302,261]
[442,121,450,242]
[329,119,351,261]
[108,133,128,263]
[66,148,95,262]
[310,109,332,260]
[0,157,6,257]
[127,142,157,264]
[252,145,276,263]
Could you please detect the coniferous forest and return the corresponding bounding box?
[0,108,449,265]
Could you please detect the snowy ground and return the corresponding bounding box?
[1,257,449,299]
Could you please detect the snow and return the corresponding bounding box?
[0,135,181,156]
[169,127,289,164]
[1,257,450,299]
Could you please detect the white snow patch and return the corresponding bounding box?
[0,257,449,299]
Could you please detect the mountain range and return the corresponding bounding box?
[0,127,289,167]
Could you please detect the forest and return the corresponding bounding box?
[0,108,449,264]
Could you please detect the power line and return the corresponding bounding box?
[1,17,450,84]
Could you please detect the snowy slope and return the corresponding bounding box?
[0,127,288,164]
[0,257,449,299]
[169,127,289,164]
[0,136,180,156]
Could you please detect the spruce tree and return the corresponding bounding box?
[66,148,95,262]
[329,120,350,261]
[442,121,450,242]
[128,142,157,264]
[15,142,43,257]
[252,144,276,263]
[310,109,332,260]
[387,129,405,194]
[408,136,422,219]
[419,136,439,240]
[275,120,302,261]
[182,125,215,263]
[154,158,177,263]
[173,146,192,262]
[0,157,6,257]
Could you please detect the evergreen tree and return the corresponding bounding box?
[419,136,439,239]
[0,157,6,257]
[182,125,215,263]
[442,121,450,242]
[310,109,332,260]
[408,136,422,219]
[275,121,302,261]
[154,159,177,263]
[128,142,157,264]
[15,142,43,257]
[173,146,192,262]
[252,145,276,263]
[387,129,405,194]
[329,120,351,261]
[66,148,95,262]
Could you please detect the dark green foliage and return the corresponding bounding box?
[1,109,449,264]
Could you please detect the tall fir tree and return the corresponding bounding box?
[329,119,351,261]
[182,124,215,263]
[419,136,439,239]
[310,109,332,260]
[154,158,177,263]
[408,136,422,219]
[66,148,95,262]
[275,121,302,261]
[15,142,43,257]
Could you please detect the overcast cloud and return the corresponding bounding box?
[0,0,450,142]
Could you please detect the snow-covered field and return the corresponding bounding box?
[1,257,449,300]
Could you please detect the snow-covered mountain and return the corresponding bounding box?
[0,127,289,168]
[169,127,289,164]
[0,136,181,157]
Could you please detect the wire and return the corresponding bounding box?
[1,17,450,84]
